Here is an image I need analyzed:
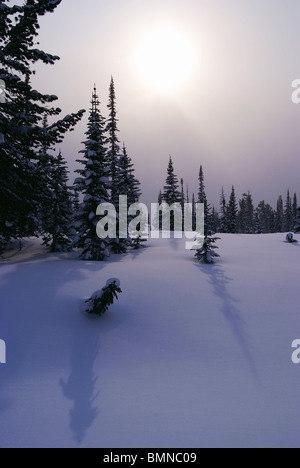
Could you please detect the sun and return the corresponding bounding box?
[135,26,195,93]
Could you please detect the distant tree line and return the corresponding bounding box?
[159,157,299,235]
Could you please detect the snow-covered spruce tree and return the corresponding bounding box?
[194,235,221,264]
[42,150,74,252]
[0,0,84,253]
[106,77,120,206]
[105,78,127,254]
[227,186,238,233]
[85,279,122,317]
[117,144,143,247]
[74,86,110,261]
[118,143,141,206]
[162,156,182,231]
[198,166,211,235]
[163,157,181,205]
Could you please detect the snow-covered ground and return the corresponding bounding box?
[0,234,299,448]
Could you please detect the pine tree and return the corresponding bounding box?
[42,151,74,252]
[210,206,220,234]
[292,193,298,229]
[85,279,122,316]
[116,144,142,249]
[219,187,228,233]
[192,193,196,231]
[180,178,185,230]
[186,185,190,204]
[255,201,275,234]
[238,192,254,233]
[198,166,210,234]
[74,86,110,261]
[105,77,120,206]
[118,144,141,205]
[0,0,84,253]
[162,157,181,231]
[284,190,293,232]
[194,235,220,264]
[294,205,300,233]
[275,195,284,233]
[163,156,181,204]
[227,186,238,233]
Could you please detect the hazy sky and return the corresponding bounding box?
[22,0,300,207]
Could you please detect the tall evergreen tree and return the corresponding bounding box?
[284,190,293,232]
[117,144,141,205]
[255,201,275,234]
[198,166,210,234]
[238,191,254,233]
[192,193,196,232]
[292,193,298,229]
[74,86,110,261]
[227,186,238,233]
[210,206,220,234]
[162,157,181,231]
[163,156,181,204]
[219,187,228,233]
[186,185,190,204]
[105,76,120,206]
[42,151,74,252]
[294,205,300,233]
[0,0,84,253]
[275,195,284,233]
[114,144,142,250]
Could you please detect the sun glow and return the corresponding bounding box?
[135,26,195,92]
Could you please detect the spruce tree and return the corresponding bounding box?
[115,144,142,250]
[219,187,228,233]
[227,186,238,233]
[284,190,293,232]
[163,156,181,204]
[255,201,275,234]
[294,205,300,233]
[194,235,220,264]
[198,166,210,234]
[74,86,110,261]
[192,193,196,231]
[162,157,181,231]
[106,77,120,206]
[0,0,84,253]
[292,193,298,229]
[210,206,220,234]
[117,144,141,206]
[42,151,74,252]
[238,192,254,233]
[275,195,284,233]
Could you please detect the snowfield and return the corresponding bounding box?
[0,234,299,448]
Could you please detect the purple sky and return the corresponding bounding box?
[22,0,300,207]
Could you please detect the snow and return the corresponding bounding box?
[0,234,299,448]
